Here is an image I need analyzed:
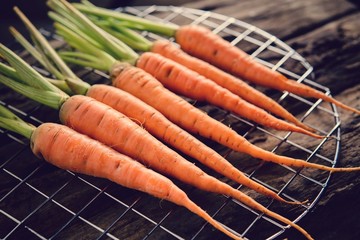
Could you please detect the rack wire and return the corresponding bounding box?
[0,5,342,240]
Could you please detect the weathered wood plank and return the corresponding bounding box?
[289,12,360,95]
[183,0,359,40]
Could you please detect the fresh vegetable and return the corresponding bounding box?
[150,39,315,132]
[112,63,360,173]
[175,25,360,115]
[11,6,299,204]
[0,105,242,240]
[0,41,314,240]
[46,2,360,173]
[136,51,323,138]
[47,0,323,139]
[81,12,315,133]
[73,0,360,115]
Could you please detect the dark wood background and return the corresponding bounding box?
[1,0,359,239]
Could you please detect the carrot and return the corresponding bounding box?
[49,0,360,171]
[0,40,314,240]
[48,0,324,139]
[150,40,315,132]
[0,107,241,240]
[175,25,360,115]
[47,3,360,173]
[11,7,299,205]
[135,51,323,139]
[59,98,312,240]
[73,1,359,115]
[112,63,360,173]
[87,84,301,204]
[82,18,315,133]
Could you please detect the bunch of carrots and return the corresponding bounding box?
[0,0,359,239]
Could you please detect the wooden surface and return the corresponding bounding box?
[0,0,359,239]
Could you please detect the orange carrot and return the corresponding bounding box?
[0,68,309,238]
[8,7,294,206]
[87,84,299,204]
[59,95,313,239]
[71,1,359,114]
[151,39,315,132]
[175,25,360,115]
[33,123,244,240]
[112,63,360,173]
[135,51,323,139]
[47,1,322,138]
[0,110,241,240]
[45,3,359,173]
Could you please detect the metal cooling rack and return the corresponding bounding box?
[0,5,341,240]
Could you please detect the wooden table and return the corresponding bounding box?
[0,0,359,239]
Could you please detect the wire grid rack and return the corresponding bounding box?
[0,5,342,240]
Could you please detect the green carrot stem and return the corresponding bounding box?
[13,7,78,81]
[53,20,117,70]
[49,11,105,51]
[9,26,64,81]
[11,7,94,95]
[0,62,20,81]
[84,13,153,51]
[0,104,25,122]
[101,20,153,52]
[47,0,139,61]
[59,51,113,72]
[0,60,71,95]
[74,0,178,37]
[0,74,68,110]
[0,100,34,140]
[0,116,35,139]
[65,77,90,95]
[0,44,61,93]
[46,78,74,95]
[9,27,46,67]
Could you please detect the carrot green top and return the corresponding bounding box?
[47,0,139,63]
[44,0,130,73]
[0,42,69,109]
[9,6,95,97]
[73,0,179,37]
[0,104,35,139]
